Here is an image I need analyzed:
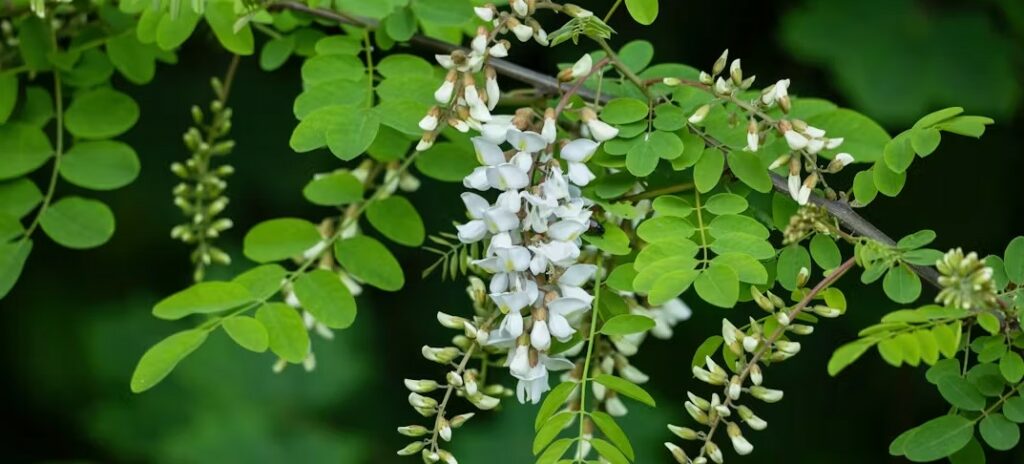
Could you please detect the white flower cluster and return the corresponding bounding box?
[416,2,552,153]
[452,114,616,404]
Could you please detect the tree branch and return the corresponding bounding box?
[272,0,942,290]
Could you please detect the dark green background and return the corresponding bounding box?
[2,0,1023,462]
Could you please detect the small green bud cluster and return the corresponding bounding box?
[668,277,843,463]
[782,204,835,245]
[936,248,998,311]
[170,77,235,282]
[397,297,509,463]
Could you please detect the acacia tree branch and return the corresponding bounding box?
[272,0,941,290]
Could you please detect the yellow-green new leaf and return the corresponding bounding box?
[256,302,310,363]
[293,269,357,329]
[222,316,269,352]
[153,281,254,320]
[130,329,207,393]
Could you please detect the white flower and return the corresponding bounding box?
[570,54,593,78]
[512,23,533,42]
[480,117,514,144]
[471,30,488,54]
[485,73,500,111]
[547,220,587,242]
[787,174,801,202]
[488,42,508,58]
[585,118,619,142]
[491,290,531,315]
[784,130,809,150]
[418,113,438,132]
[803,126,826,138]
[806,137,824,154]
[606,395,629,416]
[508,344,531,377]
[728,423,753,455]
[434,79,455,103]
[456,220,487,242]
[541,114,556,143]
[511,0,528,17]
[506,129,547,153]
[483,206,520,233]
[835,152,854,166]
[688,104,710,124]
[486,164,530,190]
[435,54,454,69]
[826,137,844,149]
[531,319,551,350]
[560,138,599,162]
[474,6,494,21]
[530,241,580,267]
[463,167,490,191]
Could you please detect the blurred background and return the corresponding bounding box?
[2,0,1023,462]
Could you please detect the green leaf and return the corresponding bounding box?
[411,0,473,26]
[152,281,254,320]
[926,359,962,385]
[777,245,811,291]
[326,107,380,160]
[64,88,139,139]
[259,35,295,71]
[590,411,634,461]
[156,6,201,50]
[903,415,975,462]
[852,170,878,206]
[0,74,17,123]
[1004,396,1024,423]
[18,17,53,71]
[222,316,269,352]
[936,377,986,411]
[636,216,694,242]
[704,193,748,215]
[915,329,940,365]
[533,411,575,455]
[967,363,1006,397]
[911,128,941,157]
[694,264,739,308]
[625,134,661,177]
[293,269,357,329]
[977,312,1000,335]
[334,235,404,291]
[712,253,767,285]
[897,230,936,249]
[375,99,431,136]
[591,438,629,464]
[948,438,985,464]
[205,0,255,55]
[232,264,287,301]
[0,123,52,180]
[594,374,656,407]
[293,78,369,119]
[999,351,1024,383]
[877,337,903,366]
[243,218,322,263]
[600,314,655,336]
[1004,236,1024,284]
[39,196,115,249]
[624,0,659,25]
[59,141,140,190]
[377,54,434,78]
[809,234,842,270]
[256,302,310,363]
[651,195,693,217]
[914,107,964,129]
[0,239,32,299]
[415,142,476,182]
[873,160,906,197]
[535,381,576,431]
[535,438,573,464]
[582,221,632,256]
[979,413,1020,451]
[883,264,921,304]
[883,134,915,173]
[727,150,772,192]
[828,339,875,376]
[693,148,724,193]
[106,33,157,84]
[302,172,364,206]
[601,98,649,124]
[653,103,686,131]
[366,196,424,247]
[605,264,637,293]
[936,116,993,138]
[130,329,207,393]
[385,6,417,41]
[11,85,52,126]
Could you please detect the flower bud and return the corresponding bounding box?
[705,441,724,464]
[398,425,430,437]
[685,401,710,424]
[405,378,440,393]
[422,345,460,364]
[688,104,711,124]
[436,311,466,329]
[738,404,768,430]
[450,412,474,428]
[729,58,743,85]
[397,441,425,456]
[687,391,711,410]
[749,363,763,386]
[665,442,689,463]
[712,49,729,76]
[750,385,784,403]
[796,266,810,287]
[727,422,754,455]
[668,424,700,440]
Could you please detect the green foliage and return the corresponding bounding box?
[334,235,404,291]
[625,0,659,25]
[243,218,322,263]
[130,329,208,393]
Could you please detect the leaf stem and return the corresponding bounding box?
[21,40,64,243]
[574,254,605,462]
[602,0,624,23]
